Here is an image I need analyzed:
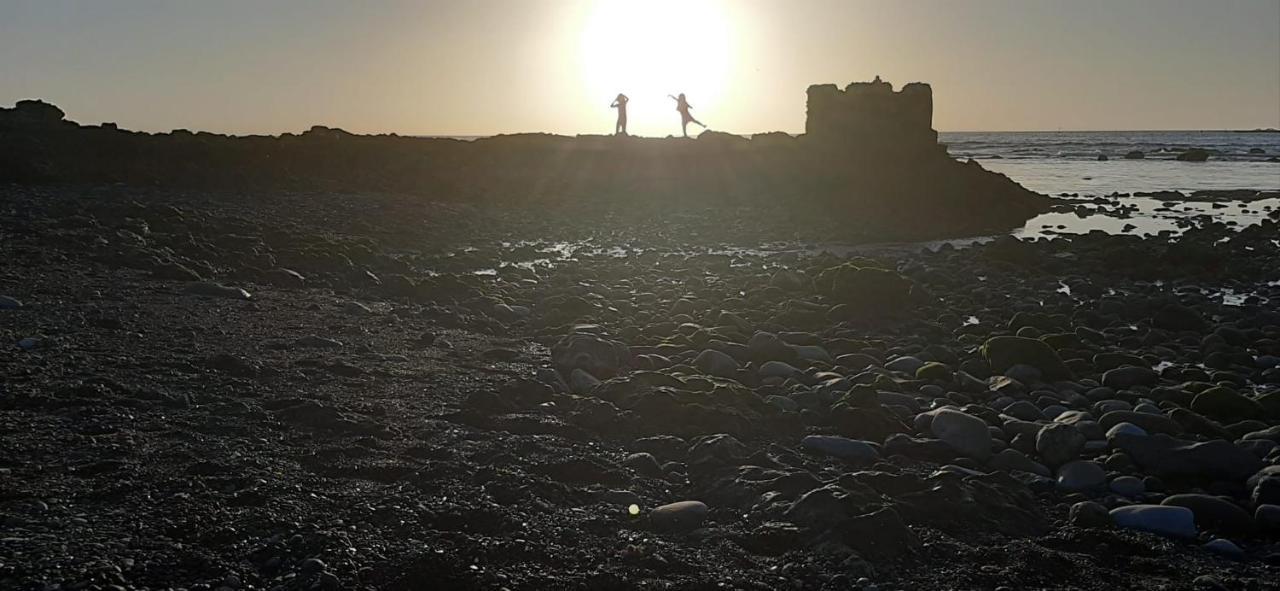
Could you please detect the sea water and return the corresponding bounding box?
[941,130,1280,196]
[938,131,1280,237]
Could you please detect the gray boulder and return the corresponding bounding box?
[1110,433,1263,481]
[1110,505,1197,539]
[929,408,992,461]
[650,501,708,531]
[1161,494,1255,535]
[801,435,880,462]
[1099,410,1183,436]
[1102,366,1158,389]
[1056,460,1106,491]
[552,332,630,379]
[694,349,739,379]
[989,448,1050,477]
[981,336,1072,380]
[1036,423,1086,466]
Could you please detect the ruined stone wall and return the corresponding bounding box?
[805,79,938,150]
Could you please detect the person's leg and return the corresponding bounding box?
[681,120,688,137]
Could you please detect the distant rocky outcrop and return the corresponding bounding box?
[0,79,1054,240]
[3,99,66,127]
[1176,148,1211,162]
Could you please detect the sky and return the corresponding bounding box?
[2,0,1278,136]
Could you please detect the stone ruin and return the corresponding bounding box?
[805,78,938,152]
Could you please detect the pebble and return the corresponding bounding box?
[1002,400,1043,422]
[988,448,1050,477]
[1036,423,1085,467]
[569,368,601,394]
[1108,475,1145,497]
[759,360,803,379]
[1161,494,1255,535]
[1105,422,1147,439]
[1110,504,1197,539]
[1056,460,1105,491]
[765,394,798,412]
[1101,366,1158,389]
[694,349,739,378]
[599,489,641,506]
[1133,402,1162,414]
[915,361,952,381]
[1202,538,1244,560]
[792,345,832,363]
[1192,575,1229,591]
[1110,433,1262,481]
[650,500,708,532]
[801,435,880,462]
[1003,364,1043,384]
[929,408,992,461]
[1255,504,1280,532]
[318,572,341,590]
[184,281,251,300]
[885,355,925,374]
[295,335,343,348]
[342,301,373,314]
[1068,501,1112,528]
[299,557,326,573]
[623,452,664,476]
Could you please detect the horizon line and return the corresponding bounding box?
[423,127,1280,137]
[7,99,1277,138]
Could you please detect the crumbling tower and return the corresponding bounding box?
[805,79,939,153]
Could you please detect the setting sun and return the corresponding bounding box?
[577,0,734,136]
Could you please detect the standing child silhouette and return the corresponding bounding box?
[669,93,705,138]
[611,93,629,135]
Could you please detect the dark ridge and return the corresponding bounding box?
[0,80,1053,241]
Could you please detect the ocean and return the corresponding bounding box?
[934,131,1280,239]
[940,130,1280,196]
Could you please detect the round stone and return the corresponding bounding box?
[1056,460,1106,491]
[650,500,708,532]
[1202,538,1244,560]
[1109,475,1145,497]
[801,435,880,462]
[1110,504,1197,539]
[1068,501,1112,528]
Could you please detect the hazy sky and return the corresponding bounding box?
[2,0,1278,135]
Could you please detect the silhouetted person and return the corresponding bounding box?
[611,93,629,135]
[669,93,705,138]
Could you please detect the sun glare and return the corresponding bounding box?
[578,0,733,136]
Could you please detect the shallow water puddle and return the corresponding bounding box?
[1017,196,1280,239]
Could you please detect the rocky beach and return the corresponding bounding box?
[3,81,1280,591]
